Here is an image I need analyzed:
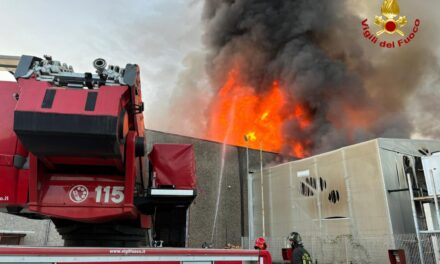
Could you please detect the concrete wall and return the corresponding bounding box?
[0,213,62,246]
[0,130,281,248]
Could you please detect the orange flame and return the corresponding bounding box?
[207,66,312,158]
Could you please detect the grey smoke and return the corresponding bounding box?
[202,0,440,156]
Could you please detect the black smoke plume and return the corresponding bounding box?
[202,0,438,156]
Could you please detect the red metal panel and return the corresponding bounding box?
[0,163,29,206]
[0,154,13,166]
[38,176,125,206]
[26,132,139,222]
[28,154,38,207]
[16,79,127,116]
[0,167,17,203]
[16,169,29,204]
[28,173,137,222]
[148,144,196,189]
[0,81,19,156]
[0,81,27,206]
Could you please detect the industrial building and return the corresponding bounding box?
[250,138,440,263]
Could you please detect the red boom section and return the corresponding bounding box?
[0,81,29,207]
[13,77,141,222]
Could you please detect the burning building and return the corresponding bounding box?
[200,0,438,159]
[198,2,440,260]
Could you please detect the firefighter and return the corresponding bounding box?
[254,237,267,250]
[288,232,312,264]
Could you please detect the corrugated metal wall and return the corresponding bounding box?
[250,138,440,263]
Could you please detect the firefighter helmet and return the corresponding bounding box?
[254,237,267,250]
[288,232,303,246]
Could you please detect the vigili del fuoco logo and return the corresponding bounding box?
[361,0,420,48]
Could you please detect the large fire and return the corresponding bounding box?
[207,66,312,158]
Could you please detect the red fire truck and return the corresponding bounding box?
[0,55,273,263]
[0,55,198,247]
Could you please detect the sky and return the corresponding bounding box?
[0,0,204,131]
